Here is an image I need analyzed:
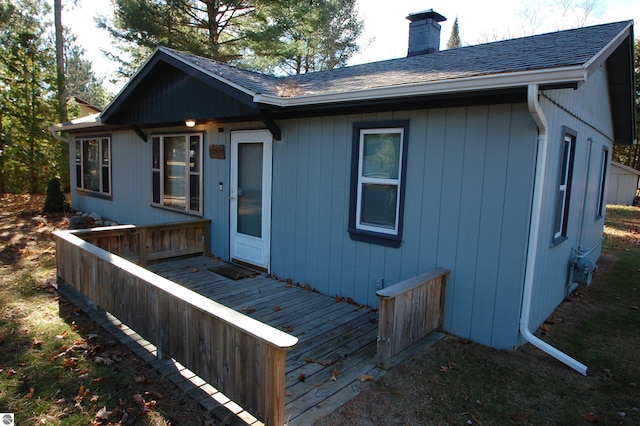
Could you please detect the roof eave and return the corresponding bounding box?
[254,66,588,107]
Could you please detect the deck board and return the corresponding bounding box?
[148,256,380,424]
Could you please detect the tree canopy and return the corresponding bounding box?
[446,17,461,49]
[99,0,364,76]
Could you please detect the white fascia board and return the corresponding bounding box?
[253,65,588,107]
[582,23,633,78]
[48,114,103,132]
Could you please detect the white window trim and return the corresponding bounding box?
[596,146,609,219]
[355,127,404,235]
[152,133,203,216]
[75,136,111,197]
[553,130,575,242]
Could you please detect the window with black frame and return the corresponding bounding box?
[349,121,409,248]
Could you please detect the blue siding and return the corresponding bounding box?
[524,65,615,340]
[78,87,615,350]
[267,105,537,349]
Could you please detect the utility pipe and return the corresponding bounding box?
[520,84,588,376]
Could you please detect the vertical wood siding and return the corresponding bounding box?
[76,71,612,350]
[525,65,615,337]
[270,105,537,349]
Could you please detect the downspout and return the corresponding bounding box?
[50,129,69,143]
[520,84,588,376]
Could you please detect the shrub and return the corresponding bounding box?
[42,178,67,213]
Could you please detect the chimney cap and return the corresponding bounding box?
[406,9,446,23]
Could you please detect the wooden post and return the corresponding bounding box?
[139,227,148,266]
[376,268,449,369]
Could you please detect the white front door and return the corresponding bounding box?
[230,130,272,271]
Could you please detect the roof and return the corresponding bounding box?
[611,161,640,176]
[56,20,636,144]
[159,21,633,104]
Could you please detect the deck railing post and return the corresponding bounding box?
[376,268,449,369]
[139,227,148,266]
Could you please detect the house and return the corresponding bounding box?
[607,161,640,205]
[50,11,636,370]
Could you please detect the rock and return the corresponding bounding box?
[89,212,102,221]
[94,220,104,226]
[69,216,85,230]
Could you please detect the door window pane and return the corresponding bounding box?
[237,143,263,237]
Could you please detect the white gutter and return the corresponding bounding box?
[520,84,588,376]
[254,65,588,107]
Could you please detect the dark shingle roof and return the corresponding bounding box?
[164,20,632,98]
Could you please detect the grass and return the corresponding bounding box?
[2,194,639,425]
[316,204,640,425]
[0,194,207,425]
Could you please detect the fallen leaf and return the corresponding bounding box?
[31,337,43,348]
[318,359,335,366]
[145,391,164,400]
[358,374,374,382]
[335,296,344,303]
[240,306,256,314]
[302,283,311,291]
[95,406,110,420]
[330,369,338,381]
[582,413,598,423]
[24,387,35,400]
[55,331,69,339]
[285,391,294,396]
[283,325,294,332]
[305,357,315,363]
[298,373,306,382]
[92,376,106,383]
[134,375,147,384]
[274,306,281,312]
[62,357,78,368]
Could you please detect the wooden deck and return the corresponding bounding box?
[148,256,383,425]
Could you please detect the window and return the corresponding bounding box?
[596,146,609,219]
[349,121,409,247]
[75,136,111,197]
[152,133,203,215]
[553,128,576,244]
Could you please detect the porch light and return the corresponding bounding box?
[185,119,196,128]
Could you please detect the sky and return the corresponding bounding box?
[65,0,640,94]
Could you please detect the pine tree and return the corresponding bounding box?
[447,17,461,49]
[98,0,364,76]
[0,0,61,193]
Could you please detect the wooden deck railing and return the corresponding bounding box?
[54,224,298,425]
[376,268,449,369]
[71,219,211,266]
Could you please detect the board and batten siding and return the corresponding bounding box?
[524,64,614,340]
[608,162,640,205]
[269,104,538,349]
[70,121,269,262]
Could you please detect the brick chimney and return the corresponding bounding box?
[406,9,447,56]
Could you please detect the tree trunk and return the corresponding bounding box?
[55,0,67,123]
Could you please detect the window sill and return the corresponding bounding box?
[552,235,568,247]
[348,228,402,248]
[151,203,204,217]
[75,189,112,201]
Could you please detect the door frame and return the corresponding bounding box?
[230,130,273,271]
